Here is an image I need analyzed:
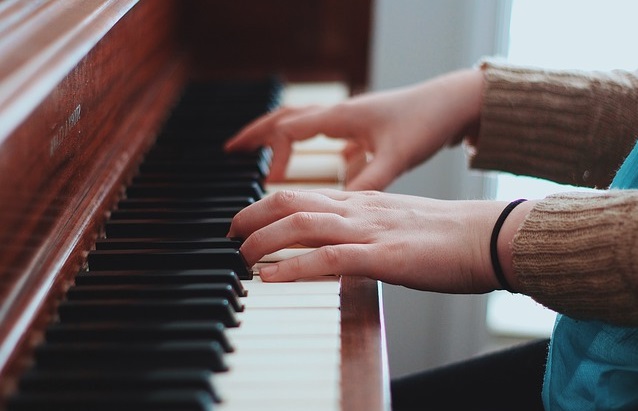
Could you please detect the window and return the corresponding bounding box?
[487,0,638,338]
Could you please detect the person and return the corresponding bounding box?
[224,59,638,411]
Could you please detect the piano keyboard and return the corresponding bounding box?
[5,79,343,411]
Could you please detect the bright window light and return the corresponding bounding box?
[488,0,638,338]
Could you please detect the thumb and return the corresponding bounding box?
[345,156,402,191]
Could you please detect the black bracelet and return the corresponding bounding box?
[490,199,527,292]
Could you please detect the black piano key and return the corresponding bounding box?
[44,321,234,352]
[33,341,228,372]
[116,197,255,209]
[7,389,214,411]
[124,181,264,199]
[143,145,269,163]
[177,78,281,103]
[161,109,263,127]
[57,299,239,327]
[73,269,246,296]
[157,127,244,142]
[87,249,251,280]
[103,218,232,238]
[138,160,268,178]
[66,283,244,312]
[94,237,242,251]
[6,80,282,411]
[132,171,262,184]
[17,369,220,403]
[109,207,242,220]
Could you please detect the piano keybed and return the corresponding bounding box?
[5,79,342,411]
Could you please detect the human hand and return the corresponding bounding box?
[228,189,515,293]
[224,69,484,191]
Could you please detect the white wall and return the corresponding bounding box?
[368,0,511,378]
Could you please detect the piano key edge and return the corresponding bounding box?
[340,276,391,411]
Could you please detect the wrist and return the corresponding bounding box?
[495,199,537,292]
[442,67,485,147]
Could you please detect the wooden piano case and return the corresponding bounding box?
[0,1,388,410]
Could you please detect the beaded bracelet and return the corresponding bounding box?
[489,199,527,291]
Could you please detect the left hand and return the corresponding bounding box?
[224,69,484,191]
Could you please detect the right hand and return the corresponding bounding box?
[224,68,484,191]
[228,188,515,293]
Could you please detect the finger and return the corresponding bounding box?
[299,187,351,201]
[277,104,353,142]
[258,244,375,282]
[265,137,293,182]
[345,156,402,191]
[226,105,333,153]
[239,211,357,266]
[228,190,345,239]
[224,107,295,152]
[342,146,369,186]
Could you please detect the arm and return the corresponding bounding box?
[227,62,638,326]
[474,61,638,325]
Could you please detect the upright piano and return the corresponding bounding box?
[0,1,389,410]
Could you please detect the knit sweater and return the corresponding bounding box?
[470,60,638,326]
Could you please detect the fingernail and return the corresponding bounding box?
[260,264,278,280]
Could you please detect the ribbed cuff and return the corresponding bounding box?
[513,191,638,325]
[469,59,638,189]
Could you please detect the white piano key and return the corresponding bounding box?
[243,294,340,309]
[216,361,339,383]
[242,281,340,296]
[266,181,344,193]
[226,321,341,343]
[231,307,340,323]
[217,396,339,411]
[284,152,345,182]
[243,274,340,296]
[229,334,339,350]
[293,135,347,153]
[224,349,338,368]
[259,247,315,263]
[220,364,339,381]
[216,366,340,410]
[282,82,348,107]
[217,381,340,402]
[217,322,341,410]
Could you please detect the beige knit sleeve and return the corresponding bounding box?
[513,190,638,325]
[469,60,638,189]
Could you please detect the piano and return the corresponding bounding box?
[0,1,389,410]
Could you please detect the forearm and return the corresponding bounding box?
[501,191,638,326]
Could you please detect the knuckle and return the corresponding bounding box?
[330,101,352,117]
[273,117,291,134]
[359,189,382,197]
[270,190,298,209]
[319,245,341,268]
[289,211,315,230]
[286,256,304,273]
[247,228,266,248]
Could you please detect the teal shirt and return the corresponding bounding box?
[542,142,638,410]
